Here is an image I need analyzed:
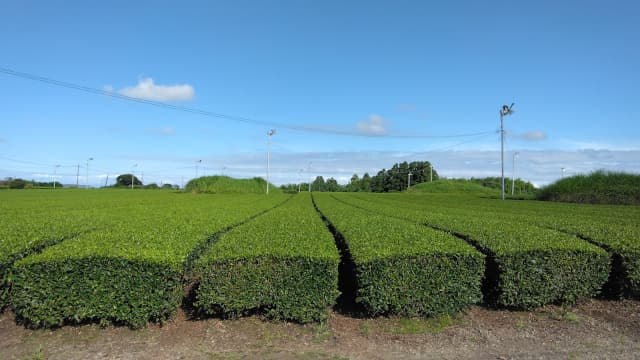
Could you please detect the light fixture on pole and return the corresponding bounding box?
[500,103,515,200]
[512,152,519,196]
[53,165,61,189]
[86,157,93,189]
[132,164,138,189]
[267,129,276,195]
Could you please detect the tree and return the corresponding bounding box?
[360,173,371,192]
[325,177,339,192]
[116,174,142,187]
[312,176,326,192]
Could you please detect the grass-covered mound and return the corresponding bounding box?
[186,176,281,195]
[409,180,499,195]
[537,170,640,205]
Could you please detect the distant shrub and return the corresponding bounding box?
[186,176,281,194]
[538,170,640,205]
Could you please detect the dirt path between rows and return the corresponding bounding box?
[1,299,638,360]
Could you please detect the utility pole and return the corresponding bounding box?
[105,174,109,187]
[561,167,566,178]
[512,152,519,196]
[132,164,138,189]
[308,162,312,192]
[267,129,275,195]
[86,157,93,189]
[195,160,201,178]
[298,168,303,193]
[430,164,433,182]
[76,164,80,187]
[407,171,412,189]
[53,165,60,189]
[500,103,515,200]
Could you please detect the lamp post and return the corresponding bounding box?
[267,129,275,195]
[86,157,93,189]
[298,168,303,193]
[500,103,515,200]
[53,165,60,189]
[132,163,138,189]
[308,162,312,192]
[512,152,519,196]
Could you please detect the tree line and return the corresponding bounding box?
[280,161,439,193]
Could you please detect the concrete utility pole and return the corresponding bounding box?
[53,165,60,189]
[76,164,80,187]
[195,160,201,178]
[86,157,93,189]
[500,103,515,200]
[267,129,275,195]
[298,168,303,193]
[430,164,433,182]
[308,162,312,192]
[512,152,519,196]
[132,164,138,189]
[407,171,412,189]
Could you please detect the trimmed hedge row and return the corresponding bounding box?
[10,194,289,328]
[333,193,610,308]
[194,193,339,323]
[312,193,484,317]
[367,194,640,298]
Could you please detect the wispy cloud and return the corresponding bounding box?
[356,114,387,135]
[521,131,547,141]
[146,127,176,135]
[117,78,194,102]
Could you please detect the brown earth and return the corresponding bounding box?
[1,299,639,360]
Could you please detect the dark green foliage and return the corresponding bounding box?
[194,194,339,323]
[115,174,142,187]
[409,179,500,195]
[538,170,640,205]
[0,177,63,189]
[186,176,281,194]
[313,193,484,316]
[12,257,182,328]
[332,193,611,308]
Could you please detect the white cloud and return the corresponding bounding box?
[356,114,387,135]
[103,85,114,93]
[118,78,194,102]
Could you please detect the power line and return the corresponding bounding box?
[0,66,494,139]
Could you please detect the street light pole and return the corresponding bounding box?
[132,164,138,189]
[86,157,93,189]
[308,162,312,192]
[53,165,60,189]
[512,152,519,196]
[267,129,275,195]
[500,103,515,200]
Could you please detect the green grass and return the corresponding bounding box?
[537,170,640,205]
[185,176,282,194]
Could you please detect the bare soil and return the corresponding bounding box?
[1,299,639,360]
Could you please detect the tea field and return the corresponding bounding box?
[0,189,638,328]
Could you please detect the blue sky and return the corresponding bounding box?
[1,0,638,187]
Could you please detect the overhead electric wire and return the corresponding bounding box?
[0,66,494,139]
